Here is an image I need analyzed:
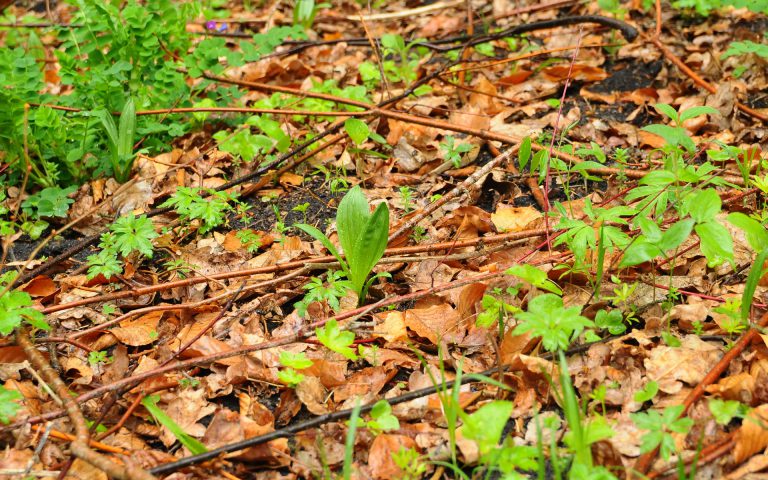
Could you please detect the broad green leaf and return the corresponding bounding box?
[0,386,22,424]
[696,221,734,267]
[642,124,695,151]
[348,202,389,297]
[316,319,357,360]
[505,264,562,295]
[639,170,676,186]
[336,186,370,259]
[658,218,694,252]
[620,240,663,267]
[653,103,680,124]
[460,401,514,456]
[685,189,721,224]
[634,217,662,243]
[117,97,136,159]
[679,105,718,123]
[727,212,768,252]
[279,350,313,370]
[141,395,207,455]
[518,137,531,170]
[634,381,659,403]
[344,118,370,145]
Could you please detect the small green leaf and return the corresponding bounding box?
[634,381,659,403]
[505,264,562,295]
[0,386,22,424]
[344,118,370,145]
[518,137,532,170]
[460,401,514,456]
[695,221,734,268]
[727,212,768,252]
[685,189,721,224]
[679,105,719,123]
[279,351,313,370]
[316,319,357,360]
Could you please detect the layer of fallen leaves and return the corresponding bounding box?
[2,0,768,479]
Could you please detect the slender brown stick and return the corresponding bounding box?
[16,327,156,480]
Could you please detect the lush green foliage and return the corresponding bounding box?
[0,0,305,189]
[160,187,238,234]
[0,273,49,335]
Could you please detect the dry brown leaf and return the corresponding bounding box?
[157,388,216,448]
[64,459,108,480]
[491,204,541,232]
[372,311,408,343]
[296,375,330,415]
[369,434,416,479]
[405,303,464,345]
[20,275,56,298]
[644,335,722,394]
[542,65,607,82]
[733,404,768,464]
[111,311,162,346]
[334,366,391,402]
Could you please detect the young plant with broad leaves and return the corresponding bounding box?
[295,185,390,304]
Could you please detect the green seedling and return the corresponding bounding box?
[296,185,389,304]
[440,135,473,169]
[277,350,313,387]
[95,98,137,183]
[0,272,50,335]
[316,318,357,360]
[365,400,399,434]
[631,405,693,462]
[160,187,237,234]
[295,271,353,318]
[0,386,23,425]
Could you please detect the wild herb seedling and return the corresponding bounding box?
[161,187,237,234]
[365,400,399,434]
[95,98,137,183]
[440,135,473,169]
[316,318,357,360]
[0,386,23,425]
[399,186,414,213]
[88,350,112,366]
[631,405,694,462]
[277,350,313,387]
[295,272,353,318]
[292,202,310,223]
[296,185,390,304]
[0,272,50,335]
[236,230,263,253]
[87,214,158,280]
[409,225,427,243]
[391,447,427,480]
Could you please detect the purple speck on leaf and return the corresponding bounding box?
[205,20,217,30]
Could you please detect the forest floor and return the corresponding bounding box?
[1,0,768,479]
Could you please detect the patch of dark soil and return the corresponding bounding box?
[232,175,341,234]
[734,16,768,36]
[3,229,93,275]
[749,95,768,109]
[590,60,663,93]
